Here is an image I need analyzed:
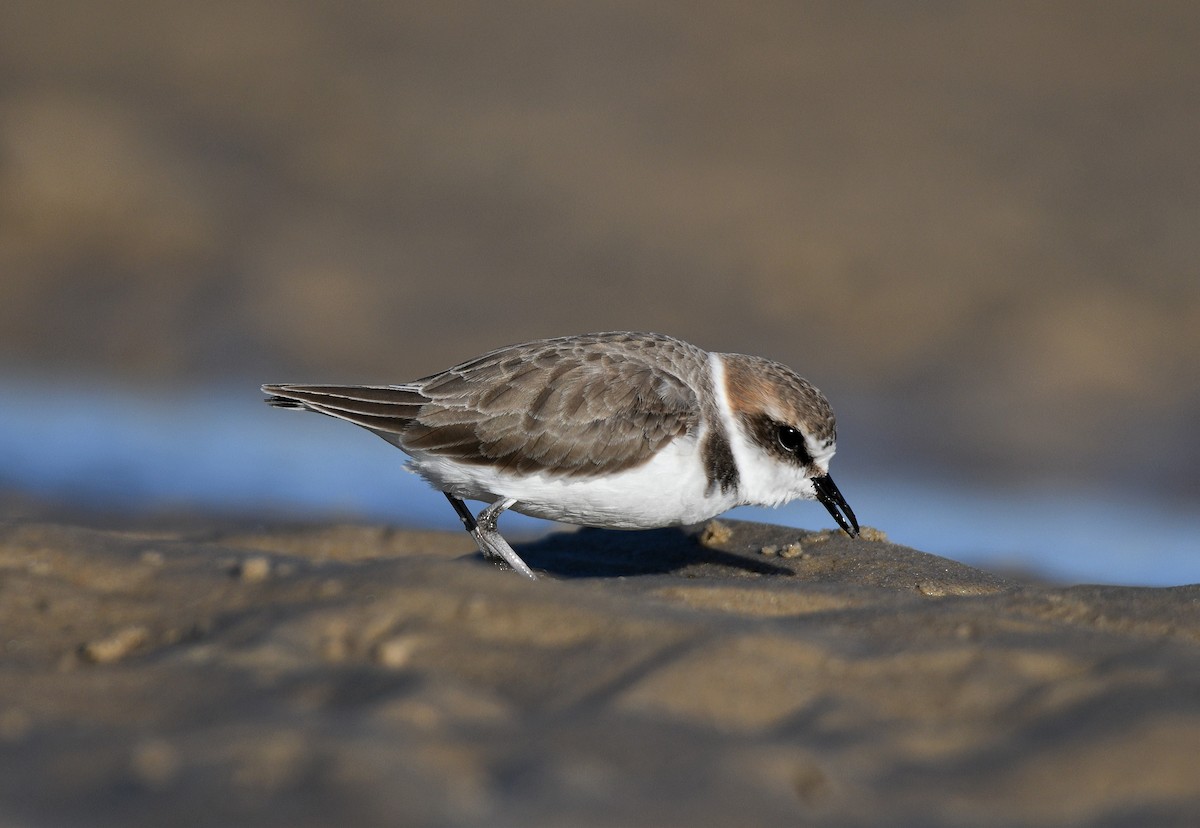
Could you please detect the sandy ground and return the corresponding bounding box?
[1,517,1197,827]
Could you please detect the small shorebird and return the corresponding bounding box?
[263,332,857,579]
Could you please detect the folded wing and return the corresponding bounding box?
[263,337,702,477]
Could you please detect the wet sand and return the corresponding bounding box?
[1,517,1197,826]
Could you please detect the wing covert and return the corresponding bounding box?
[405,339,703,476]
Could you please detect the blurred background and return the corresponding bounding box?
[1,2,1197,583]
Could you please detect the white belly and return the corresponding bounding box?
[407,436,741,529]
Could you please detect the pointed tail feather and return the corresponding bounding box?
[261,383,427,437]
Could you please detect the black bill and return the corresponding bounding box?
[812,474,859,538]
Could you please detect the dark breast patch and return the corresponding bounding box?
[701,425,739,495]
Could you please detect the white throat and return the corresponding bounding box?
[708,352,820,509]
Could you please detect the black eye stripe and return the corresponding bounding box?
[739,413,813,465]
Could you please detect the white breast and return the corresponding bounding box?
[407,430,740,529]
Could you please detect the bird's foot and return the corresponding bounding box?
[472,525,537,580]
[444,494,537,579]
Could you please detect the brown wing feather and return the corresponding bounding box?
[265,332,707,477]
[410,338,703,475]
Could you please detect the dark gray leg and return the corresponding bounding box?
[442,493,537,579]
[444,492,479,531]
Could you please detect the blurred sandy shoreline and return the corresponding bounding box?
[2,516,1198,826]
[2,2,1198,498]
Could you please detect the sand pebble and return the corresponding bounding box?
[237,556,272,583]
[779,542,805,559]
[375,635,422,669]
[81,626,150,664]
[699,520,733,547]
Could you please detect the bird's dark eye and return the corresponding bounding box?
[776,425,805,454]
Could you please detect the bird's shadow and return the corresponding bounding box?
[482,526,793,579]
